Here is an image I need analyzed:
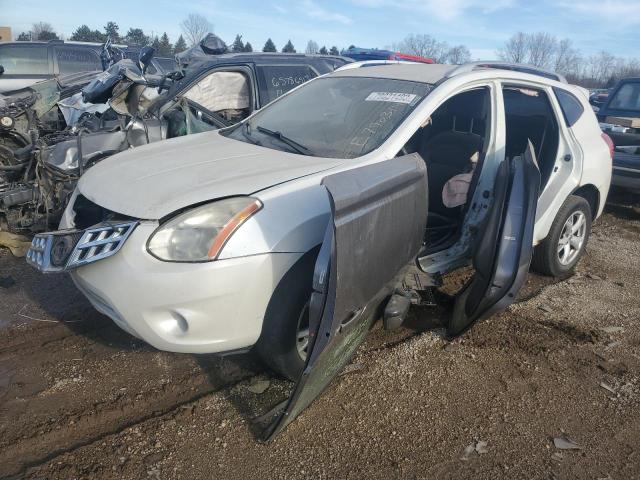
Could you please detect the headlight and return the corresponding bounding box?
[147,197,262,262]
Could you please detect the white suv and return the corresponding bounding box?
[28,62,612,386]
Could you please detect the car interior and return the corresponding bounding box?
[502,86,559,189]
[398,87,491,255]
[399,85,561,258]
[164,70,253,138]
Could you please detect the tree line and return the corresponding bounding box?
[14,17,341,57]
[497,32,640,88]
[15,21,187,56]
[391,34,472,65]
[14,17,640,88]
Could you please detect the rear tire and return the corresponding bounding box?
[532,195,592,278]
[254,249,318,381]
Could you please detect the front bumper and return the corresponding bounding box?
[29,221,303,354]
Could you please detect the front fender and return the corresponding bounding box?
[218,182,331,259]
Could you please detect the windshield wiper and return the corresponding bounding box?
[256,126,310,155]
[241,122,262,146]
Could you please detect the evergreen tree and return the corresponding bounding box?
[319,46,328,55]
[17,32,31,41]
[262,38,277,52]
[347,44,355,50]
[329,46,339,55]
[231,34,244,53]
[124,28,149,46]
[158,32,172,56]
[70,25,105,42]
[151,36,161,53]
[173,35,187,53]
[282,40,296,53]
[243,42,253,52]
[103,21,120,42]
[36,30,59,41]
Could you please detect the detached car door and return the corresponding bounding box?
[262,153,428,440]
[448,141,541,336]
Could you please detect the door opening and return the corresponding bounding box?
[502,86,559,189]
[398,87,491,255]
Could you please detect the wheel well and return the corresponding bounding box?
[572,184,600,218]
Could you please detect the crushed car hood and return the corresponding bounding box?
[78,130,344,219]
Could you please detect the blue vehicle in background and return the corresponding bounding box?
[598,77,640,192]
[341,46,434,64]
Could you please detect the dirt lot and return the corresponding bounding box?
[1,190,639,480]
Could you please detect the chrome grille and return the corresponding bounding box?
[26,221,138,273]
[67,222,138,269]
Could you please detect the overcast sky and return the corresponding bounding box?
[1,0,639,59]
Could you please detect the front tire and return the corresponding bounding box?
[254,249,317,381]
[532,195,592,277]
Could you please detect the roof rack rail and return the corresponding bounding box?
[446,61,567,83]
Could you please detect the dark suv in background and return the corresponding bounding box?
[598,78,640,191]
[0,40,173,92]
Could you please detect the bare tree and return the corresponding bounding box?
[499,32,570,71]
[31,22,59,41]
[394,34,449,62]
[446,45,471,65]
[499,31,640,87]
[180,14,212,46]
[554,38,582,75]
[305,40,319,55]
[497,32,528,63]
[526,32,557,69]
[588,51,617,85]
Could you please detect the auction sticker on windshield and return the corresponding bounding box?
[365,92,419,104]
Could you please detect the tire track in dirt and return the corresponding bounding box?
[2,366,259,479]
[0,311,263,477]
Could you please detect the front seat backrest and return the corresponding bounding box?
[419,129,484,215]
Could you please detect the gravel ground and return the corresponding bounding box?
[0,190,639,480]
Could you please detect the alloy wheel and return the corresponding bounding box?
[557,211,586,266]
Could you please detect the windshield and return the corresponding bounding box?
[226,76,431,158]
[609,82,640,112]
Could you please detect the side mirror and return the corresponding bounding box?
[0,65,4,76]
[138,46,155,74]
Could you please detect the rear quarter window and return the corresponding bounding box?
[256,64,317,104]
[553,87,584,127]
[55,46,101,74]
[0,45,49,75]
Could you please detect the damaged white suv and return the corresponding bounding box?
[28,62,612,383]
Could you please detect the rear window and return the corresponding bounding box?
[256,65,317,104]
[0,45,49,75]
[553,87,584,127]
[55,46,101,74]
[608,82,640,111]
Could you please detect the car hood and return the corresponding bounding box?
[78,130,344,219]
